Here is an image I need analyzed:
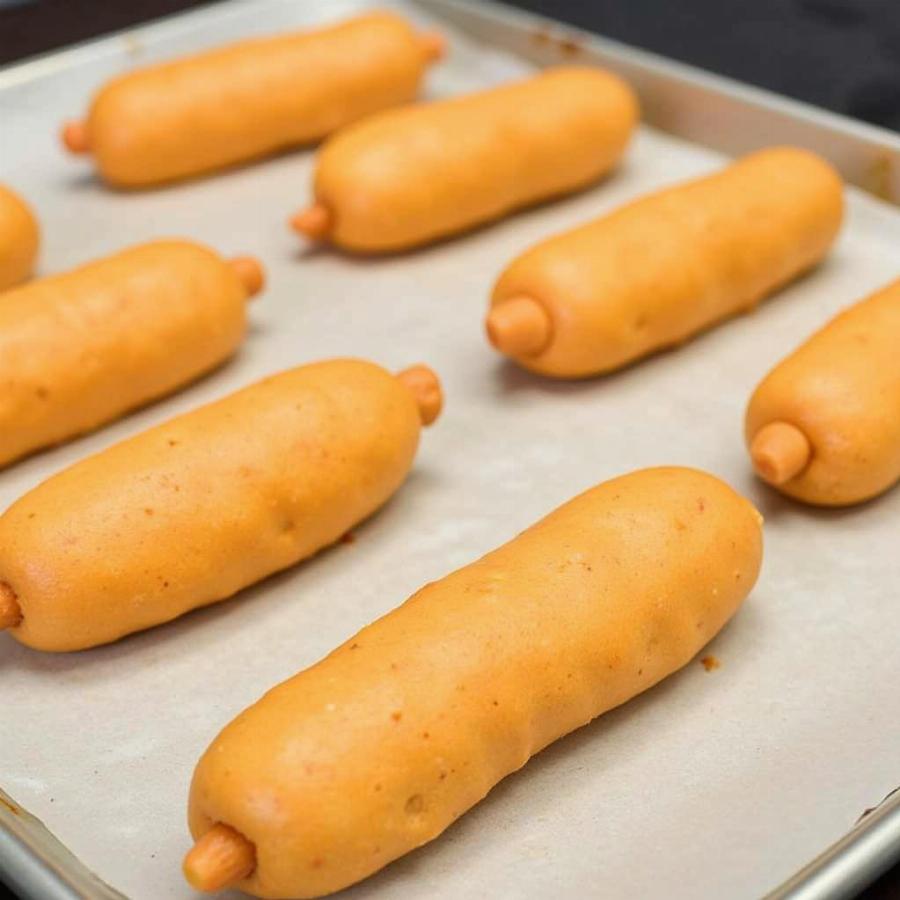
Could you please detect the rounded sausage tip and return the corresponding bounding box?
[228,256,265,299]
[750,421,812,485]
[61,120,90,154]
[420,31,446,61]
[0,582,22,631]
[183,824,256,893]
[486,295,552,357]
[290,203,332,241]
[396,364,443,426]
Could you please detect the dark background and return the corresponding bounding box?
[2,0,900,132]
[0,1,897,898]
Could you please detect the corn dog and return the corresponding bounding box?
[184,466,762,898]
[486,147,843,378]
[0,239,262,468]
[0,360,441,651]
[290,66,638,252]
[746,279,900,506]
[0,184,39,291]
[61,12,444,188]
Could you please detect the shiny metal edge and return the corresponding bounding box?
[0,788,125,900]
[764,788,900,900]
[1,1,899,898]
[416,0,900,205]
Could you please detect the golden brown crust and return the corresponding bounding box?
[187,467,762,898]
[0,240,249,468]
[0,183,39,292]
[307,66,638,252]
[0,359,425,651]
[746,278,900,505]
[490,147,844,378]
[78,12,437,187]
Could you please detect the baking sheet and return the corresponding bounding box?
[1,1,900,898]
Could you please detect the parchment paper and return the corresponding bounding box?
[1,1,899,898]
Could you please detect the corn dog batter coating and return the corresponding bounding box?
[0,184,39,291]
[0,239,260,468]
[746,278,900,505]
[0,359,441,650]
[185,466,762,898]
[487,147,843,377]
[62,12,443,187]
[291,66,638,252]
